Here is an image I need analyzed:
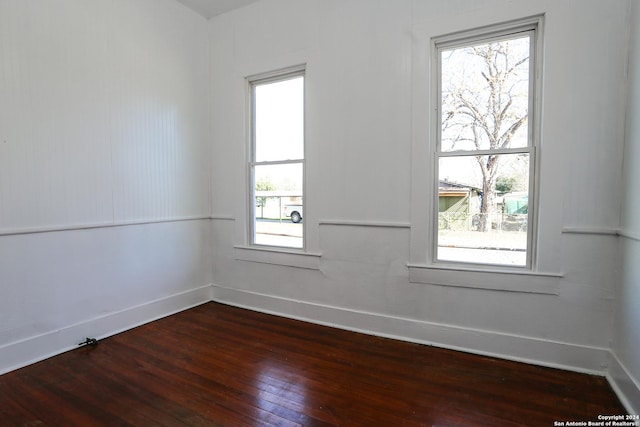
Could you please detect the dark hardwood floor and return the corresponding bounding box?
[0,302,626,426]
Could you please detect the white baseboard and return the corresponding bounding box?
[211,285,610,376]
[607,352,640,415]
[5,283,631,410]
[0,284,213,375]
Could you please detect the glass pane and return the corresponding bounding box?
[255,76,304,162]
[254,163,303,248]
[441,35,530,152]
[437,153,529,266]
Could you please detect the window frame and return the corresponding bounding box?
[248,65,306,250]
[431,17,542,271]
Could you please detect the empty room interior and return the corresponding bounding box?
[1,0,639,424]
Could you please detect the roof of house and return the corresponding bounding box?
[438,180,481,192]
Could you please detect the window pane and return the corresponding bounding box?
[440,35,530,152]
[437,153,529,266]
[255,76,304,162]
[254,163,303,248]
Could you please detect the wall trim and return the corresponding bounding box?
[211,285,610,376]
[0,215,210,238]
[319,219,411,229]
[0,285,213,376]
[562,226,640,242]
[618,228,640,242]
[607,352,640,415]
[210,215,236,221]
[561,226,619,236]
[234,245,322,270]
[408,263,561,295]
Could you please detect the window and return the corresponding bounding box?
[249,68,305,249]
[434,20,540,268]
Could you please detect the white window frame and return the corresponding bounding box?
[432,18,542,270]
[248,66,306,250]
[407,15,562,295]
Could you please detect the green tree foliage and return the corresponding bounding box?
[496,176,516,194]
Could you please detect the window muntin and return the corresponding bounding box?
[435,27,537,268]
[250,71,305,249]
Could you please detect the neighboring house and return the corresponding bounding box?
[439,182,529,232]
[438,180,481,230]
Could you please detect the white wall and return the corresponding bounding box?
[610,0,640,414]
[0,0,211,373]
[1,0,636,410]
[209,0,631,380]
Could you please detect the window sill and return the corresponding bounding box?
[234,245,322,270]
[407,263,562,295]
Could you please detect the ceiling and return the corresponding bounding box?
[175,0,261,19]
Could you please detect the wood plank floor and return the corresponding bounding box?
[0,302,626,426]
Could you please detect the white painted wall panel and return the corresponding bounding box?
[612,0,640,413]
[621,1,640,238]
[109,0,209,222]
[0,0,114,229]
[0,0,209,231]
[614,238,640,412]
[209,0,630,374]
[0,220,211,345]
[0,0,211,373]
[547,2,629,230]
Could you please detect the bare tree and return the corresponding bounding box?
[441,39,529,231]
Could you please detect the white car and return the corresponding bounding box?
[283,205,303,223]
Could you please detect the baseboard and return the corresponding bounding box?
[210,285,610,376]
[0,284,213,375]
[607,352,640,415]
[5,283,628,406]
